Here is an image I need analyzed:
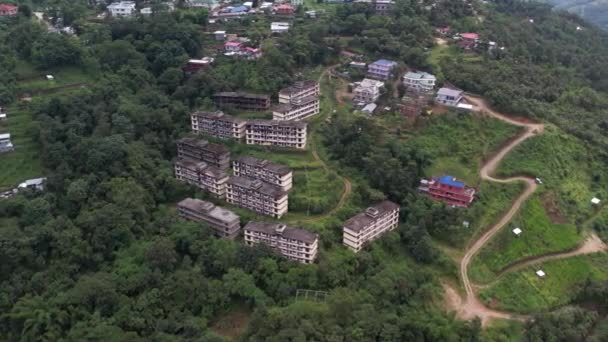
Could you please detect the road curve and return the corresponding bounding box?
[457,96,544,324]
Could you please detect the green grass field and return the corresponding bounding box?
[479,253,608,313]
[411,113,522,185]
[496,125,608,222]
[0,103,43,190]
[470,196,582,283]
[0,64,96,190]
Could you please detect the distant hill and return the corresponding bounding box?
[545,0,608,30]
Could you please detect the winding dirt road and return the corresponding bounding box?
[455,96,544,324]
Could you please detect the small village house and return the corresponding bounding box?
[372,0,394,15]
[274,4,295,16]
[183,57,214,75]
[367,59,397,80]
[353,78,384,105]
[107,1,137,17]
[458,32,479,50]
[403,71,436,93]
[271,22,290,34]
[0,133,14,153]
[435,87,463,107]
[0,4,18,16]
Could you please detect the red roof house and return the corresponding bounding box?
[458,33,479,50]
[274,4,295,16]
[0,4,18,16]
[418,175,476,207]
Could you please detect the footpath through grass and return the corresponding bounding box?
[470,196,582,283]
[479,253,608,313]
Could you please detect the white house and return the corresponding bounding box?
[403,71,436,93]
[18,178,47,191]
[353,78,384,105]
[0,133,14,152]
[107,1,137,17]
[435,87,463,107]
[271,22,290,34]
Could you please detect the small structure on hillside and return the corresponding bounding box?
[271,22,290,34]
[183,57,215,75]
[0,133,14,153]
[367,59,398,80]
[46,75,54,81]
[214,30,226,41]
[0,4,18,16]
[457,32,479,50]
[353,78,384,105]
[591,197,601,205]
[18,177,47,191]
[536,270,546,278]
[435,87,463,107]
[0,107,6,121]
[361,103,377,115]
[512,227,522,236]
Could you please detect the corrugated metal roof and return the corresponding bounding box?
[439,175,464,188]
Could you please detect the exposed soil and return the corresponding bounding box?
[435,37,448,46]
[210,308,252,340]
[540,192,568,224]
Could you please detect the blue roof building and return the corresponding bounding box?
[368,59,398,80]
[439,175,465,188]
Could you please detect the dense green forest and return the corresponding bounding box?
[1,0,608,340]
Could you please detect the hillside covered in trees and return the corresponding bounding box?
[0,0,608,341]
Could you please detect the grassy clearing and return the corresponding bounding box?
[496,125,608,223]
[479,253,608,313]
[470,196,582,283]
[410,113,522,185]
[0,103,43,190]
[289,168,342,216]
[14,62,94,94]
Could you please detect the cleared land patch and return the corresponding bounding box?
[470,197,582,283]
[479,253,608,313]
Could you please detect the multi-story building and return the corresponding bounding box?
[213,92,271,112]
[342,201,400,253]
[372,0,394,15]
[367,59,397,80]
[177,137,231,170]
[178,198,241,238]
[435,88,463,107]
[233,155,293,191]
[243,222,319,263]
[353,78,384,104]
[278,80,319,104]
[0,4,18,16]
[403,71,436,93]
[272,96,320,121]
[245,120,307,149]
[191,111,246,140]
[174,159,229,198]
[418,175,476,207]
[107,1,137,17]
[226,176,288,218]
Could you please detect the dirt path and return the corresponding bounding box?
[450,96,545,325]
[496,233,607,277]
[294,65,352,224]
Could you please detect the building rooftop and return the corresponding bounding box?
[343,200,399,233]
[437,87,463,97]
[193,111,247,124]
[356,78,385,89]
[188,57,214,65]
[461,32,479,40]
[234,155,292,176]
[178,137,230,155]
[228,176,287,198]
[178,198,239,223]
[107,1,136,9]
[404,71,436,81]
[438,175,465,188]
[371,59,397,67]
[176,158,209,170]
[279,80,318,96]
[247,119,307,129]
[214,92,270,100]
[244,221,318,244]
